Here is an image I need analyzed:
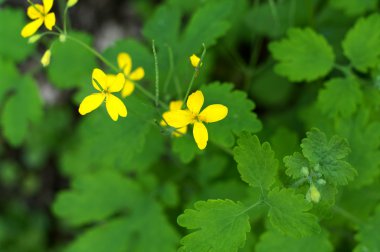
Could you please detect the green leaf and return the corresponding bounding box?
[342,14,380,72]
[0,8,35,61]
[284,152,309,179]
[336,111,380,188]
[267,188,320,237]
[354,205,380,252]
[177,199,250,252]
[269,28,335,82]
[1,76,43,146]
[60,96,155,177]
[201,83,262,147]
[256,230,333,252]
[53,170,141,226]
[172,135,202,163]
[301,128,356,185]
[63,196,178,252]
[0,59,19,103]
[180,0,233,54]
[234,132,278,189]
[48,31,97,88]
[317,77,362,118]
[329,0,377,16]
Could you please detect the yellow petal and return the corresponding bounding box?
[187,90,204,114]
[169,100,183,111]
[107,73,125,93]
[173,126,187,137]
[106,94,127,121]
[21,18,43,38]
[27,4,44,19]
[78,93,105,115]
[193,121,208,150]
[190,54,200,67]
[92,68,107,91]
[44,12,56,30]
[117,53,132,75]
[199,104,228,123]
[129,67,144,81]
[121,80,135,97]
[43,0,53,13]
[162,110,193,128]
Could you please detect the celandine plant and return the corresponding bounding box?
[0,0,379,251]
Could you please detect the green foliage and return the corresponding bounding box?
[234,132,278,189]
[269,28,335,82]
[177,199,250,252]
[267,188,320,237]
[317,77,363,118]
[354,205,380,251]
[329,0,378,16]
[342,14,380,72]
[0,8,35,62]
[48,32,97,88]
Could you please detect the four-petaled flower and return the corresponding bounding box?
[190,54,201,68]
[21,0,56,38]
[79,68,127,121]
[160,101,188,137]
[117,52,145,97]
[163,90,228,150]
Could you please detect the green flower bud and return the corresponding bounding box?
[67,0,78,8]
[41,50,51,67]
[317,178,326,185]
[28,34,42,44]
[301,166,309,176]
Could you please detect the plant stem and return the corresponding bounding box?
[152,40,159,107]
[332,205,362,225]
[63,6,69,35]
[182,43,207,108]
[163,45,174,94]
[237,200,263,216]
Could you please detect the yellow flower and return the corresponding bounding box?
[190,54,201,68]
[163,90,228,150]
[79,68,127,121]
[117,52,145,97]
[160,101,188,137]
[40,49,51,67]
[21,0,56,38]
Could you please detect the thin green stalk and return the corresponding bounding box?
[332,205,362,225]
[163,45,175,94]
[268,0,280,29]
[152,40,160,107]
[334,64,353,77]
[237,200,263,216]
[63,6,69,35]
[182,43,207,108]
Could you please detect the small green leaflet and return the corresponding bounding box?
[342,14,380,72]
[329,0,377,17]
[256,229,333,252]
[269,28,335,82]
[284,152,309,179]
[177,199,250,252]
[234,132,278,189]
[301,128,356,185]
[317,77,362,118]
[354,205,380,252]
[267,188,321,237]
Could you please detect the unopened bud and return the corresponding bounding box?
[41,50,51,67]
[308,184,321,203]
[28,34,41,44]
[190,54,201,68]
[67,0,78,8]
[317,178,326,185]
[59,34,67,42]
[301,166,309,176]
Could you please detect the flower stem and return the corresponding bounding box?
[182,43,207,107]
[152,40,159,107]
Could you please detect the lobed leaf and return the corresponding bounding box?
[354,205,380,252]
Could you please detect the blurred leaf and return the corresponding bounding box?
[48,31,97,88]
[269,127,299,161]
[342,14,380,72]
[53,170,141,226]
[234,133,278,189]
[301,128,356,185]
[267,188,320,237]
[354,205,380,252]
[329,0,377,16]
[284,152,309,179]
[178,199,250,252]
[317,77,362,118]
[269,28,335,82]
[0,8,35,61]
[172,134,201,163]
[0,58,19,103]
[1,76,43,146]
[256,229,333,252]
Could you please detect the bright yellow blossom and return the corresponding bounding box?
[190,54,201,68]
[79,68,127,121]
[21,0,56,38]
[163,90,228,150]
[160,101,188,137]
[117,52,145,97]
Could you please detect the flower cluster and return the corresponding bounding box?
[21,0,56,38]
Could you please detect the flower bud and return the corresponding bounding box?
[67,0,78,8]
[28,34,42,44]
[190,54,201,68]
[301,166,309,176]
[308,184,321,203]
[317,178,326,185]
[59,34,67,42]
[41,50,51,67]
